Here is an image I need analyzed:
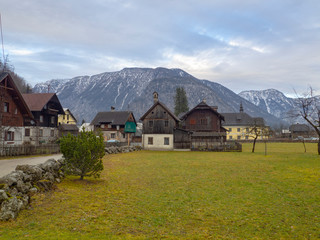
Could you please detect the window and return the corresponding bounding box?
[229,136,233,140]
[111,133,115,138]
[164,137,169,145]
[15,108,18,115]
[108,124,112,128]
[5,131,14,141]
[25,128,30,137]
[237,128,241,132]
[237,136,241,140]
[245,136,249,140]
[190,119,196,125]
[39,129,43,137]
[51,130,55,137]
[200,118,207,125]
[148,137,153,145]
[51,116,55,124]
[165,120,169,127]
[122,133,126,138]
[40,115,44,123]
[246,128,249,133]
[63,115,65,120]
[4,102,9,112]
[148,121,153,128]
[228,128,232,132]
[67,115,69,120]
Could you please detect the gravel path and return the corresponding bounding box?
[0,154,63,177]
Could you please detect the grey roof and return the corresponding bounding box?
[180,101,224,121]
[140,101,180,122]
[58,124,79,131]
[222,112,265,126]
[289,123,309,132]
[91,111,136,126]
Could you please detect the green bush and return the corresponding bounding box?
[59,131,105,180]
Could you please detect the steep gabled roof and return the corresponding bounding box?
[180,101,225,121]
[0,72,33,119]
[58,123,79,131]
[140,101,180,122]
[22,93,64,114]
[91,111,136,126]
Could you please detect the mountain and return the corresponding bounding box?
[33,67,282,127]
[238,89,296,119]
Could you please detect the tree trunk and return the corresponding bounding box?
[252,138,257,153]
[318,141,320,155]
[80,175,84,180]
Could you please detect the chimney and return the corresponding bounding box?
[111,106,115,112]
[153,91,159,103]
[239,102,244,113]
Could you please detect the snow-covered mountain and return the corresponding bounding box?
[239,89,296,119]
[33,67,282,126]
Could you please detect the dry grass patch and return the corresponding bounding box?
[0,142,319,239]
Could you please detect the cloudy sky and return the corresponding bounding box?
[1,0,320,95]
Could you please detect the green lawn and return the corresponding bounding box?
[1,143,319,239]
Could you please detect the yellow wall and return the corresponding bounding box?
[58,109,77,125]
[225,126,268,140]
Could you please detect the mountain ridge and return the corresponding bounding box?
[33,67,283,127]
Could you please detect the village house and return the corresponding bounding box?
[140,92,180,150]
[91,108,137,144]
[58,108,79,137]
[58,108,77,125]
[22,93,64,145]
[222,104,267,141]
[179,100,226,149]
[0,72,34,146]
[289,123,310,139]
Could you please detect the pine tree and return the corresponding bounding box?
[174,87,189,116]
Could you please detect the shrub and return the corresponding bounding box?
[59,131,105,180]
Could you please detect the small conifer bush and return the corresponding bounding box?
[60,130,105,180]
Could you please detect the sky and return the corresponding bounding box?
[0,0,320,96]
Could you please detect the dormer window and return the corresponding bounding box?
[4,102,9,112]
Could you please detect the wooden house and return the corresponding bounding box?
[289,123,310,139]
[180,100,226,149]
[22,93,64,145]
[91,109,137,143]
[0,72,33,145]
[140,92,180,150]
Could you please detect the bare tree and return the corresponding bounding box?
[246,118,270,153]
[294,88,320,155]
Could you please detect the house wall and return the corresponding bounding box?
[0,88,25,127]
[142,134,174,150]
[58,110,77,125]
[142,105,177,134]
[225,125,267,140]
[183,109,221,132]
[23,127,59,145]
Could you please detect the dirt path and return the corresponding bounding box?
[0,154,63,177]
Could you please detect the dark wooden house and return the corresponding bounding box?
[0,72,33,145]
[22,93,64,145]
[180,100,226,149]
[140,92,180,150]
[91,110,137,144]
[289,123,310,139]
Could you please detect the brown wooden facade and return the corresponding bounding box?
[141,103,179,135]
[0,73,33,127]
[180,101,227,148]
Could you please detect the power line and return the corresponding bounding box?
[0,13,5,66]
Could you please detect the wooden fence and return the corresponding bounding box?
[0,144,60,157]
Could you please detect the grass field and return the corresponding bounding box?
[0,143,319,239]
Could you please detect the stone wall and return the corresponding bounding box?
[105,146,142,154]
[0,158,64,221]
